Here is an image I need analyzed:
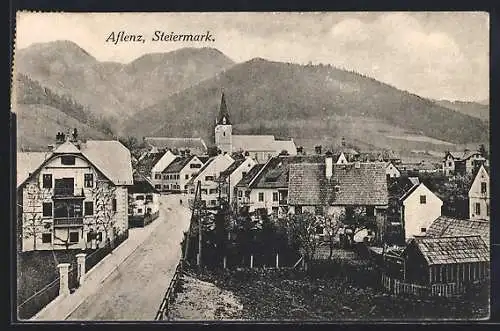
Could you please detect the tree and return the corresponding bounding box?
[22,183,51,251]
[318,213,343,259]
[340,207,378,247]
[281,212,322,270]
[479,144,488,158]
[91,179,117,249]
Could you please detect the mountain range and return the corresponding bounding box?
[12,40,489,153]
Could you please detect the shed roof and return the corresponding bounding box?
[426,216,490,247]
[410,236,489,265]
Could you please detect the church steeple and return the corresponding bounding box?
[217,92,231,125]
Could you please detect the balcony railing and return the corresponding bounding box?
[53,187,85,199]
[53,217,84,227]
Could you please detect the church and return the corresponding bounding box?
[214,93,297,163]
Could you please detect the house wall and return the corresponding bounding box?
[442,155,455,176]
[402,184,442,240]
[179,157,203,191]
[469,166,490,220]
[249,188,281,213]
[20,155,129,251]
[386,164,401,178]
[464,154,486,175]
[130,192,159,216]
[228,158,257,202]
[150,151,177,188]
[215,124,233,154]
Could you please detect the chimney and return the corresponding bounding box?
[325,151,333,180]
[315,145,322,155]
[297,146,304,155]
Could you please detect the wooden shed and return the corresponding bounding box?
[402,235,489,286]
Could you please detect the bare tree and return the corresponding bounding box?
[319,212,343,260]
[92,179,117,249]
[22,183,51,250]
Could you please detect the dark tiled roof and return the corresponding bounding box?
[235,164,265,187]
[410,236,489,265]
[129,171,159,194]
[288,162,388,206]
[135,151,166,176]
[163,156,195,174]
[250,155,325,189]
[144,137,207,155]
[426,216,490,247]
[218,159,245,181]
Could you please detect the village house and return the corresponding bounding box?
[17,131,133,252]
[386,162,401,179]
[214,93,297,163]
[468,165,490,221]
[216,156,257,207]
[442,149,488,177]
[235,163,265,211]
[128,171,160,228]
[399,181,443,240]
[149,150,177,191]
[161,155,204,193]
[402,236,489,290]
[287,158,389,243]
[187,153,235,208]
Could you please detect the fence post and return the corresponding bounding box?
[223,256,227,269]
[250,254,254,268]
[276,253,279,269]
[57,263,71,296]
[76,253,87,285]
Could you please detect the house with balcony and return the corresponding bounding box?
[442,149,488,177]
[128,171,160,228]
[468,165,490,221]
[17,132,133,252]
[186,153,234,208]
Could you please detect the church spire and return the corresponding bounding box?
[217,91,231,125]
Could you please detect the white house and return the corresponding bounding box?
[17,132,133,252]
[217,156,257,205]
[161,155,204,193]
[386,162,401,178]
[128,171,160,227]
[469,165,490,221]
[336,152,349,165]
[150,150,177,190]
[399,182,443,240]
[187,153,234,207]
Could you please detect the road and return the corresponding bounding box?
[66,194,191,321]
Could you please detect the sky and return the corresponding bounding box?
[15,12,489,102]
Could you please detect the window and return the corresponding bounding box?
[184,185,188,190]
[201,189,208,195]
[155,184,161,189]
[146,208,152,214]
[136,195,145,200]
[420,195,426,204]
[43,174,52,188]
[475,203,481,215]
[42,202,52,217]
[205,176,214,181]
[185,174,189,180]
[54,201,82,218]
[84,201,93,216]
[315,206,323,215]
[296,206,303,214]
[272,192,278,202]
[245,191,250,198]
[69,232,79,243]
[145,194,153,202]
[163,175,168,180]
[210,200,217,206]
[481,182,487,194]
[258,192,264,202]
[272,207,278,215]
[448,162,452,167]
[190,163,201,169]
[61,155,76,165]
[189,189,195,194]
[155,174,161,180]
[242,171,247,177]
[137,208,143,213]
[421,227,427,233]
[84,174,93,188]
[209,188,217,194]
[238,191,243,197]
[112,198,117,212]
[42,233,52,243]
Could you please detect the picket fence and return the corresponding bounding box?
[381,273,465,298]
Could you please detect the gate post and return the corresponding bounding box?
[57,263,71,297]
[76,253,87,285]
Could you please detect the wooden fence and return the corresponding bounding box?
[381,273,465,298]
[85,231,129,272]
[154,260,184,320]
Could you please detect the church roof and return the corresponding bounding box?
[217,92,231,125]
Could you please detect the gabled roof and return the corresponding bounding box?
[409,236,489,265]
[399,182,441,203]
[53,140,81,154]
[129,171,159,194]
[218,159,246,181]
[144,137,207,155]
[445,150,484,161]
[249,155,325,189]
[235,164,265,187]
[232,135,277,152]
[81,140,133,185]
[135,151,167,176]
[163,155,196,174]
[426,216,490,247]
[17,140,134,188]
[288,163,328,205]
[17,152,50,187]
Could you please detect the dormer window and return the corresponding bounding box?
[61,155,75,165]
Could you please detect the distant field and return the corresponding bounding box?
[386,135,454,146]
